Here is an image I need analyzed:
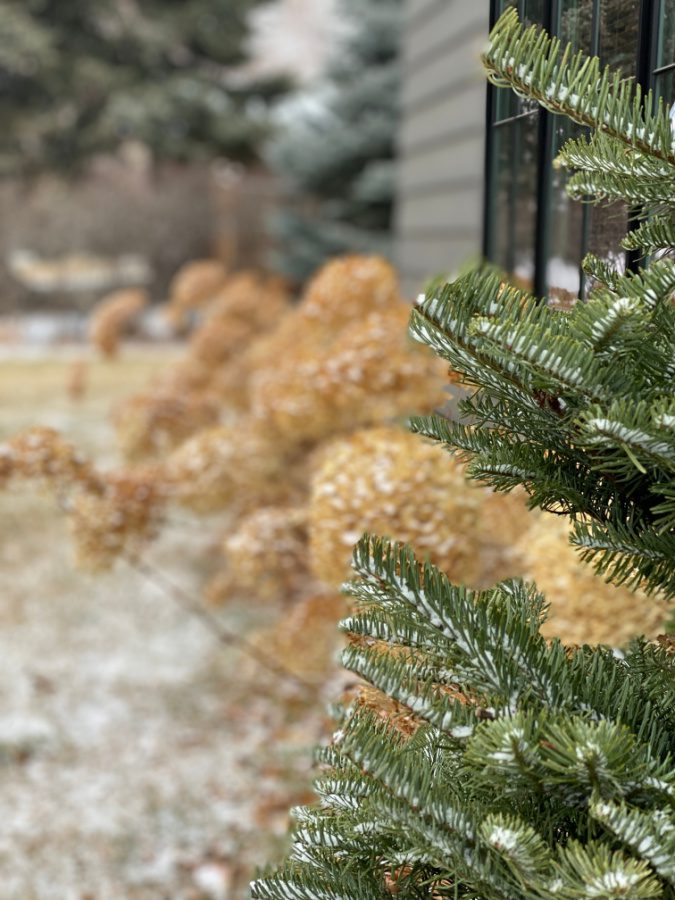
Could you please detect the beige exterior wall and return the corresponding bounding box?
[395,0,490,295]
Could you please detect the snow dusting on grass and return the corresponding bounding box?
[0,348,325,898]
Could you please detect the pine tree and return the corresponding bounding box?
[252,9,675,898]
[268,0,402,282]
[0,0,287,175]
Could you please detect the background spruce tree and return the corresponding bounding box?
[253,9,675,898]
[0,0,288,176]
[267,0,402,282]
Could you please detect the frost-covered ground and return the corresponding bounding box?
[0,348,325,898]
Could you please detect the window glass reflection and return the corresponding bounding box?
[655,0,675,105]
[547,0,639,300]
[657,0,675,67]
[586,0,638,274]
[599,2,640,74]
[492,113,539,288]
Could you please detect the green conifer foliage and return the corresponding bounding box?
[0,0,287,175]
[268,0,402,282]
[411,8,675,601]
[253,10,675,898]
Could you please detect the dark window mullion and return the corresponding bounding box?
[647,0,661,79]
[533,111,553,298]
[481,0,502,260]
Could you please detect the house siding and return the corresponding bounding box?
[395,0,490,295]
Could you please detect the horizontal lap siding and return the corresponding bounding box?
[395,1,490,296]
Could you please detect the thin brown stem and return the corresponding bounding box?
[127,556,322,700]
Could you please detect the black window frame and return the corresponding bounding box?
[482,0,669,298]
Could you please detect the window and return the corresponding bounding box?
[483,0,675,300]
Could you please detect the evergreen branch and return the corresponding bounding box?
[251,865,374,900]
[557,132,675,205]
[469,317,604,399]
[572,295,643,354]
[409,273,547,411]
[591,800,675,886]
[607,259,675,312]
[622,217,675,255]
[566,170,675,205]
[479,813,554,889]
[410,413,632,523]
[556,132,675,183]
[571,520,675,599]
[551,841,662,899]
[349,536,560,707]
[466,711,675,806]
[575,399,675,475]
[341,640,479,736]
[482,8,675,167]
[583,253,622,292]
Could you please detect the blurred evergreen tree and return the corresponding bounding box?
[268,0,402,283]
[0,0,290,175]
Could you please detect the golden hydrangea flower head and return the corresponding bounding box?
[2,426,100,490]
[67,468,165,571]
[113,390,220,461]
[299,255,400,331]
[514,513,669,646]
[208,272,290,329]
[251,304,447,450]
[188,315,258,372]
[165,258,228,327]
[222,505,309,601]
[89,288,148,358]
[246,593,346,682]
[162,274,292,407]
[163,420,288,514]
[472,487,538,586]
[308,427,482,588]
[241,256,397,392]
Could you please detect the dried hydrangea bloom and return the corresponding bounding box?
[164,258,228,328]
[247,307,318,372]
[203,353,256,411]
[514,513,669,646]
[251,305,447,451]
[2,426,101,490]
[89,288,148,358]
[188,316,259,373]
[113,390,220,461]
[243,256,401,414]
[222,505,310,602]
[246,593,346,682]
[206,272,290,330]
[67,469,165,571]
[298,255,399,331]
[0,446,13,486]
[341,683,421,741]
[473,487,538,586]
[163,421,289,514]
[153,275,293,410]
[309,427,483,588]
